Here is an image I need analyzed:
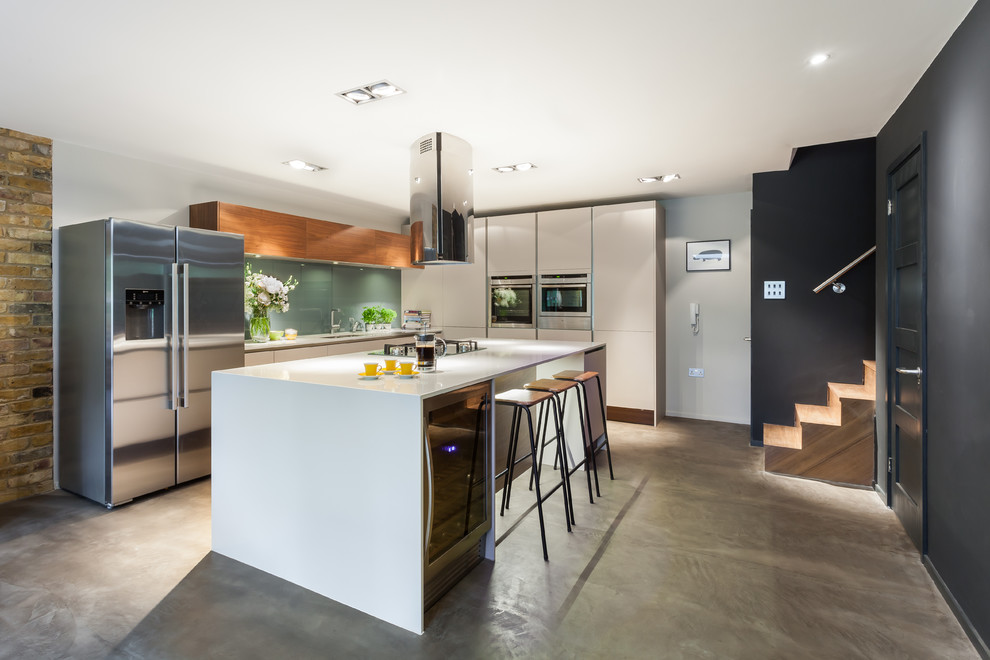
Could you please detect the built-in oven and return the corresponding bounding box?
[538,273,591,330]
[490,275,535,328]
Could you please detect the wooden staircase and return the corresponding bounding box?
[763,360,876,486]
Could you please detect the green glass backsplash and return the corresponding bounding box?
[244,257,401,337]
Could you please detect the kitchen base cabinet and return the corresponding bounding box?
[274,346,329,362]
[244,351,274,367]
[441,326,486,340]
[488,327,537,340]
[537,328,592,342]
[592,329,658,425]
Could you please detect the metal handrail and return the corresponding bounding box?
[813,246,877,293]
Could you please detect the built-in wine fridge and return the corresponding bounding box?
[423,381,491,609]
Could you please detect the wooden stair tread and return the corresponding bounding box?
[828,382,874,401]
[763,423,802,449]
[795,403,839,426]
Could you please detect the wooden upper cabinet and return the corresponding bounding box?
[305,219,376,263]
[190,202,307,258]
[189,201,418,268]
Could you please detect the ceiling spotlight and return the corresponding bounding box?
[337,79,406,105]
[282,159,326,172]
[638,173,680,183]
[514,162,534,171]
[809,53,830,66]
[494,166,516,173]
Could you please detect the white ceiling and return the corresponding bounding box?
[1,0,977,218]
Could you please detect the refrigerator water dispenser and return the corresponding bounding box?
[125,289,165,340]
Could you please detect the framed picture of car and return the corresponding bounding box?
[686,239,731,271]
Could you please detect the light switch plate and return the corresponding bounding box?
[764,281,785,299]
[688,367,704,377]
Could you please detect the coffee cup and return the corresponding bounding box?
[269,329,284,341]
[384,358,398,372]
[363,362,381,376]
[398,361,414,375]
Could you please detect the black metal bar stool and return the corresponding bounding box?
[553,370,613,497]
[523,378,595,524]
[494,388,571,561]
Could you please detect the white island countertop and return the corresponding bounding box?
[226,337,604,398]
[211,338,606,635]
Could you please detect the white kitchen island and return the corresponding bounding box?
[211,338,606,634]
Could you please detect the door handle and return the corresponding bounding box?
[895,367,922,375]
[170,263,180,410]
[181,264,190,408]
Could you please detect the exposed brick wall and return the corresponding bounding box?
[0,128,53,503]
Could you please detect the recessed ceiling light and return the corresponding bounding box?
[282,159,326,172]
[809,53,830,66]
[493,162,537,173]
[337,79,406,105]
[638,173,680,183]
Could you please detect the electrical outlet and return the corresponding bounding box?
[764,281,786,299]
[688,368,704,377]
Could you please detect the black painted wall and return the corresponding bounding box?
[750,139,876,446]
[876,0,990,651]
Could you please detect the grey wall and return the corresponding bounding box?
[876,0,990,651]
[751,138,876,446]
[664,193,752,425]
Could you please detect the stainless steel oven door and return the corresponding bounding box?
[539,274,590,316]
[490,276,534,328]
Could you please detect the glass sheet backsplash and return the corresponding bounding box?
[244,257,401,337]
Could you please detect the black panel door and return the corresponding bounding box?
[887,139,927,553]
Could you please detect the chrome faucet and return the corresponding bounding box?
[330,308,341,333]
[349,317,359,332]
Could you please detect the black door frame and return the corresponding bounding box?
[885,132,928,555]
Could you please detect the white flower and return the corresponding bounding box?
[262,276,282,294]
[257,291,271,306]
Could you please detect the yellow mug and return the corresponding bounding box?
[363,362,381,376]
[384,358,398,372]
[398,361,414,375]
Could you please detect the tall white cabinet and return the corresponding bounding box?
[592,201,665,425]
[487,213,537,340]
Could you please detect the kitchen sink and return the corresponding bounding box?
[321,332,364,338]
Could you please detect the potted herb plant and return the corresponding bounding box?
[380,307,397,329]
[361,306,378,331]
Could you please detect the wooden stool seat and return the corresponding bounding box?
[495,389,553,407]
[552,370,598,383]
[523,378,578,395]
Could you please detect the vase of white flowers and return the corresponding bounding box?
[244,263,298,342]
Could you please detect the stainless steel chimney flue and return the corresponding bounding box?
[410,132,474,265]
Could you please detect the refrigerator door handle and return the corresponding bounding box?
[181,263,190,408]
[170,262,180,410]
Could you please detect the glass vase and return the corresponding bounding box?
[249,314,270,343]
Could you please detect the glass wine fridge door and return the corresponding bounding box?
[423,381,490,607]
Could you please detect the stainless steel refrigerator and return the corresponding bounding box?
[57,218,244,507]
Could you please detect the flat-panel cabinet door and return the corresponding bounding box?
[488,327,537,340]
[537,208,591,272]
[487,213,536,274]
[443,220,487,327]
[273,346,329,362]
[593,329,655,416]
[593,202,657,332]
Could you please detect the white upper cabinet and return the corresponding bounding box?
[536,208,592,272]
[592,201,658,332]
[487,213,536,274]
[443,219,488,328]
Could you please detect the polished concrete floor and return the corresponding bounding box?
[0,418,979,659]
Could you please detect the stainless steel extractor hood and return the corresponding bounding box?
[410,132,474,265]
